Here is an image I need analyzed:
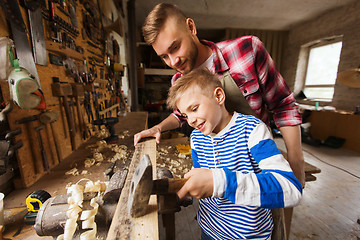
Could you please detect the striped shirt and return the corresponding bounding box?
[191,112,302,239]
[172,36,302,128]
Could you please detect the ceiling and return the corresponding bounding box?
[135,0,356,31]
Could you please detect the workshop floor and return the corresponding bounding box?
[164,138,360,240]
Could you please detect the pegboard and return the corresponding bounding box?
[0,0,127,187]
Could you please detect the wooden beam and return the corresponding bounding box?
[106,139,158,240]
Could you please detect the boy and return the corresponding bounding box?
[167,68,302,240]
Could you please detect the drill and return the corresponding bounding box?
[92,117,119,143]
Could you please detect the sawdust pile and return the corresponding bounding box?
[156,144,192,178]
[66,137,131,177]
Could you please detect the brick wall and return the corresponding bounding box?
[282,0,360,111]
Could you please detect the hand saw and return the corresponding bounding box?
[0,0,43,89]
[23,0,48,66]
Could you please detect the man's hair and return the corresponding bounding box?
[142,3,187,45]
[167,68,223,109]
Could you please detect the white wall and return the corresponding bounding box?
[282,1,360,111]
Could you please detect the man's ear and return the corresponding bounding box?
[214,87,225,105]
[186,18,197,36]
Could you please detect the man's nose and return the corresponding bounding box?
[169,54,179,67]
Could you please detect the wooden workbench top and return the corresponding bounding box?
[2,112,148,240]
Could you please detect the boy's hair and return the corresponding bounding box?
[167,68,223,109]
[142,3,187,45]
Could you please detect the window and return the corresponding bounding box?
[302,38,343,102]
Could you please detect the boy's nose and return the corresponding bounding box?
[188,115,196,126]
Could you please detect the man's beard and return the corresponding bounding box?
[179,40,198,74]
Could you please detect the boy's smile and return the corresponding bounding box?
[176,86,231,135]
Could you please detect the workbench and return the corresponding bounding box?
[1,111,320,240]
[2,112,151,239]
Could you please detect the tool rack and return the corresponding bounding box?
[0,0,128,188]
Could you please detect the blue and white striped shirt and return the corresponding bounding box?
[191,112,302,240]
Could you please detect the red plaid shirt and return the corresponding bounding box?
[171,36,302,128]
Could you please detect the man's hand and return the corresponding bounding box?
[133,125,161,146]
[134,114,181,146]
[177,168,213,199]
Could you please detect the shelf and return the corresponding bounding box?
[144,68,176,76]
[46,40,84,61]
[99,103,120,115]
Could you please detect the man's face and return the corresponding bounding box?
[152,18,198,74]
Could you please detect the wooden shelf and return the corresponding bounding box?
[99,103,120,115]
[46,40,85,61]
[144,68,176,76]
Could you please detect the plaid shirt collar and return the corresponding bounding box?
[173,40,231,81]
[201,40,230,74]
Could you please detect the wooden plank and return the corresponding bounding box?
[106,139,158,240]
[144,68,176,76]
[304,162,321,174]
[99,103,120,115]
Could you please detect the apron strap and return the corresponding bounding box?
[220,71,256,116]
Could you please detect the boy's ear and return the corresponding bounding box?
[214,87,225,105]
[186,18,197,36]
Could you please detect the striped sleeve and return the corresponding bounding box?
[221,122,302,208]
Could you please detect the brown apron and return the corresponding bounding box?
[219,71,256,116]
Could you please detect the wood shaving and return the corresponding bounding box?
[176,144,191,155]
[65,168,80,176]
[57,184,84,240]
[93,153,104,162]
[118,130,130,139]
[80,197,98,240]
[156,143,192,178]
[178,153,186,159]
[57,180,107,240]
[84,158,96,168]
[96,128,110,139]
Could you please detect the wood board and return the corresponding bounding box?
[106,139,158,240]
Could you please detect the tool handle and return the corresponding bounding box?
[168,178,188,193]
[62,96,76,150]
[50,123,62,163]
[41,149,49,171]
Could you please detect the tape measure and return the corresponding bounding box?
[26,190,51,212]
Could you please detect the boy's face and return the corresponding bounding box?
[176,86,225,135]
[152,17,198,74]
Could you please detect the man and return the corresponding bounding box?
[134,4,304,238]
[134,3,304,187]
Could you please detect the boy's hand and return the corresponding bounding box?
[177,168,213,199]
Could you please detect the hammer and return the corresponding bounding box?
[16,115,43,173]
[34,125,50,171]
[39,111,62,164]
[70,83,88,139]
[51,81,76,150]
[128,154,188,218]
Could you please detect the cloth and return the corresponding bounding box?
[172,36,302,128]
[190,112,302,240]
[219,70,255,116]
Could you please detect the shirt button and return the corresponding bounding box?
[215,141,218,145]
[216,151,219,155]
[244,89,247,94]
[217,160,221,164]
